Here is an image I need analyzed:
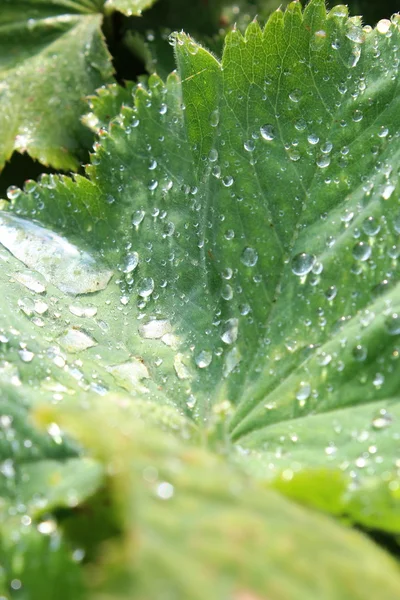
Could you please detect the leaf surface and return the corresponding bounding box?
[33,399,400,600]
[0,0,157,171]
[1,0,400,538]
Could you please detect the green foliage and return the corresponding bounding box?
[0,0,157,171]
[0,0,400,598]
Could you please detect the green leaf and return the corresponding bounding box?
[122,0,229,80]
[83,83,136,134]
[1,0,400,539]
[0,0,157,172]
[34,399,400,600]
[104,0,155,16]
[0,511,85,599]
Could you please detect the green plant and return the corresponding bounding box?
[0,0,400,598]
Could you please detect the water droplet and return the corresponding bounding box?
[68,302,98,318]
[371,409,392,429]
[316,155,330,168]
[345,26,365,43]
[208,148,218,162]
[13,271,46,293]
[122,251,139,273]
[18,296,35,316]
[222,176,234,187]
[260,124,275,141]
[377,126,389,138]
[321,141,333,154]
[352,109,363,122]
[372,372,385,388]
[244,140,255,152]
[187,41,199,55]
[325,285,337,301]
[221,268,233,280]
[148,179,158,191]
[221,284,233,300]
[362,216,380,236]
[239,303,251,315]
[240,247,258,267]
[132,210,145,227]
[174,353,191,379]
[223,346,241,377]
[381,183,395,200]
[352,344,367,361]
[156,481,174,499]
[376,19,391,34]
[59,329,97,353]
[307,133,319,145]
[6,186,21,201]
[38,520,57,535]
[0,212,112,295]
[195,350,212,368]
[296,382,311,406]
[352,241,371,261]
[107,360,149,392]
[385,313,400,335]
[289,89,302,103]
[291,253,316,276]
[34,300,48,314]
[138,277,154,298]
[325,443,337,456]
[220,318,238,345]
[148,159,157,170]
[138,319,172,339]
[19,348,34,363]
[210,110,220,127]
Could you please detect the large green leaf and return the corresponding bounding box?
[0,0,158,172]
[32,399,400,600]
[1,0,400,546]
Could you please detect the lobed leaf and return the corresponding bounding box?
[0,0,399,578]
[0,0,158,171]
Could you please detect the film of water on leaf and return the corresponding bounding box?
[0,212,113,295]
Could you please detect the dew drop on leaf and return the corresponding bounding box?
[221,318,239,345]
[138,319,172,339]
[132,210,145,228]
[244,140,255,152]
[352,344,367,362]
[13,271,46,294]
[307,133,319,145]
[18,348,34,363]
[316,155,330,168]
[371,409,392,430]
[296,382,311,406]
[352,241,371,261]
[222,176,234,187]
[138,277,154,298]
[240,247,258,267]
[122,252,139,273]
[59,329,97,353]
[260,124,275,141]
[362,216,381,236]
[291,253,316,276]
[0,212,113,295]
[221,284,233,300]
[210,110,220,127]
[68,302,98,318]
[195,350,212,368]
[384,313,400,335]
